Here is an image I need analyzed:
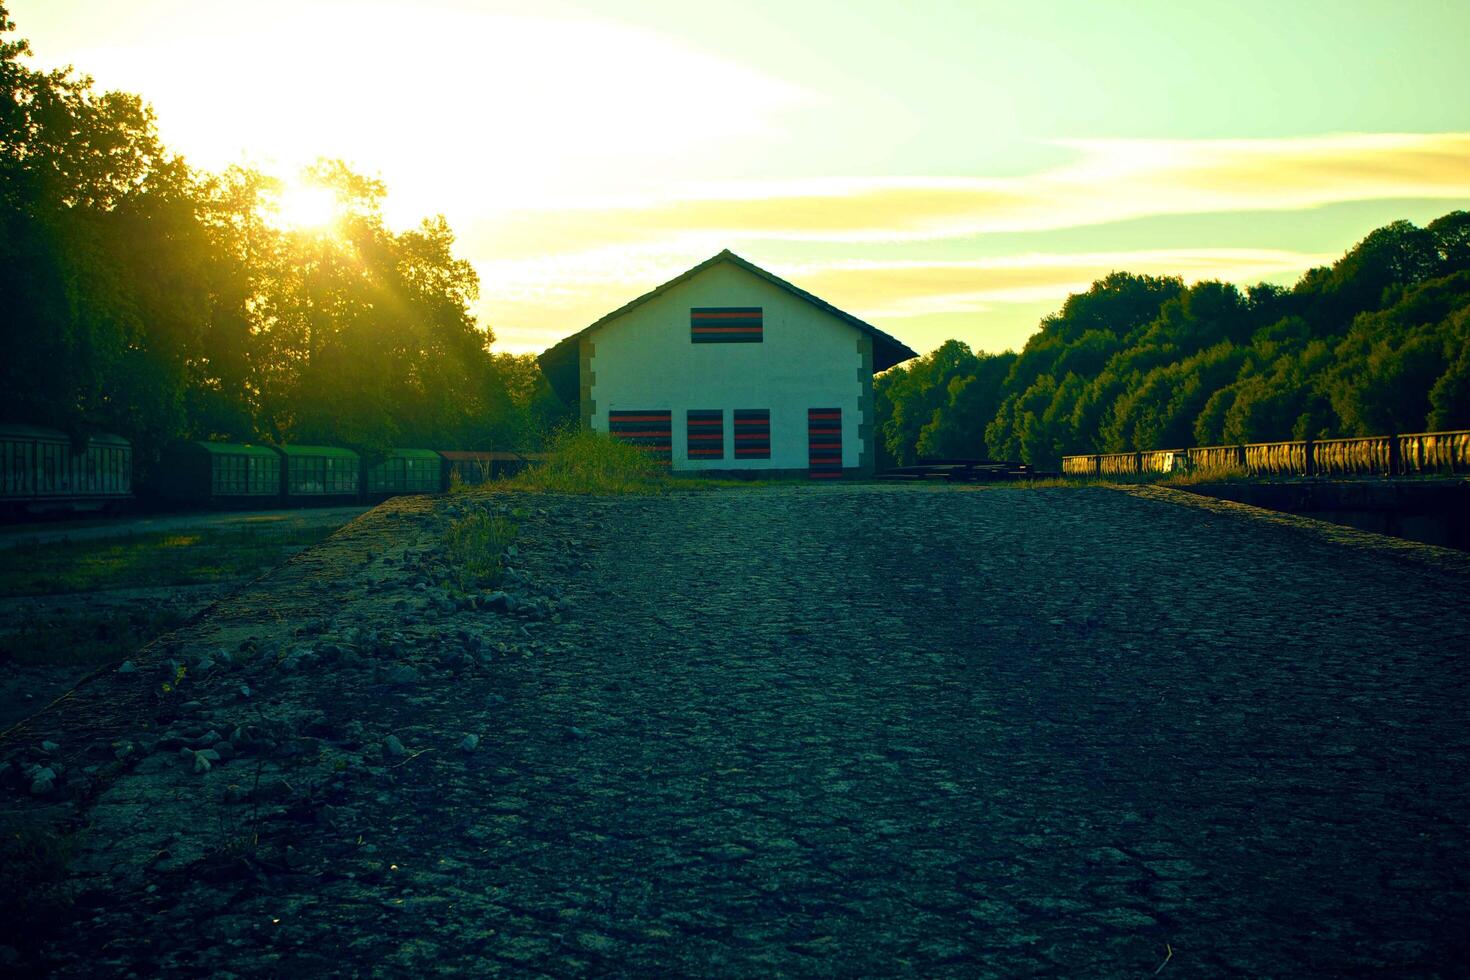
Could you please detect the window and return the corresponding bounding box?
[609,410,672,462]
[808,408,842,478]
[686,410,724,460]
[691,307,762,343]
[733,409,770,459]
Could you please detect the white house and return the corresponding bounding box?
[538,250,918,477]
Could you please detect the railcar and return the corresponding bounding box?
[0,423,132,515]
[1398,430,1469,475]
[155,441,283,507]
[439,450,539,486]
[364,448,444,500]
[279,445,361,504]
[1061,428,1470,480]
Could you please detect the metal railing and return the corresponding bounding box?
[1061,430,1470,478]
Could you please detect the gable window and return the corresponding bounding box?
[733,409,770,459]
[686,410,724,460]
[691,307,762,343]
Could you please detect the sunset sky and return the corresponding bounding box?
[13,0,1470,356]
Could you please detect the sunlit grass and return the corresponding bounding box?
[505,429,670,494]
[444,511,517,590]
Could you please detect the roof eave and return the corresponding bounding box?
[536,249,919,389]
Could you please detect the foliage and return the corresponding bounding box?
[0,6,562,472]
[443,509,516,589]
[877,211,1470,467]
[508,428,669,494]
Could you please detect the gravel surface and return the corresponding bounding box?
[3,485,1469,977]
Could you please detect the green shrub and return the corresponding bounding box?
[508,428,668,494]
[444,510,517,590]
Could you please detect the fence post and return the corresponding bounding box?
[1303,438,1314,478]
[1388,434,1400,477]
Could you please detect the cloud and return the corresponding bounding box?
[469,131,1468,352]
[473,132,1470,251]
[785,249,1338,317]
[480,246,1335,353]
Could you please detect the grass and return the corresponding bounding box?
[505,429,672,494]
[0,524,340,597]
[444,510,517,590]
[0,607,189,668]
[500,429,825,495]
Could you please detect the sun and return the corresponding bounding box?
[269,182,341,232]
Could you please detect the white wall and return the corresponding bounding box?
[587,261,866,471]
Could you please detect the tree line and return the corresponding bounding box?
[876,210,1470,468]
[0,5,567,470]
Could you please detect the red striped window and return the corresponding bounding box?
[686,410,724,460]
[691,307,762,343]
[733,409,770,459]
[608,410,672,462]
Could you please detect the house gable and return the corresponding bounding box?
[538,250,916,402]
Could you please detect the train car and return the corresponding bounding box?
[1189,445,1245,475]
[1244,440,1308,477]
[1398,430,1470,475]
[280,444,361,504]
[1139,449,1188,474]
[0,423,132,515]
[1060,455,1097,477]
[1096,452,1142,477]
[155,441,283,507]
[1312,436,1392,477]
[439,450,541,486]
[364,448,444,500]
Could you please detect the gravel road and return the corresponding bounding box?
[6,484,1470,976]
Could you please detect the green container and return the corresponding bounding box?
[365,449,443,495]
[279,444,361,496]
[168,442,282,499]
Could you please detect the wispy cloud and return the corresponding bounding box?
[473,132,1468,351]
[482,246,1334,352]
[785,249,1339,317]
[477,132,1470,251]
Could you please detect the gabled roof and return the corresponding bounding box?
[538,249,919,402]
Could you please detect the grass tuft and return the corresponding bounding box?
[444,510,517,590]
[507,429,670,495]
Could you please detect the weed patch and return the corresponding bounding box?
[507,429,669,494]
[444,511,517,590]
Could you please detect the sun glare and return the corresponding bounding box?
[270,183,340,232]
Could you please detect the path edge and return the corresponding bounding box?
[1114,483,1470,579]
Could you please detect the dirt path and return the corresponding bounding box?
[4,486,1470,976]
